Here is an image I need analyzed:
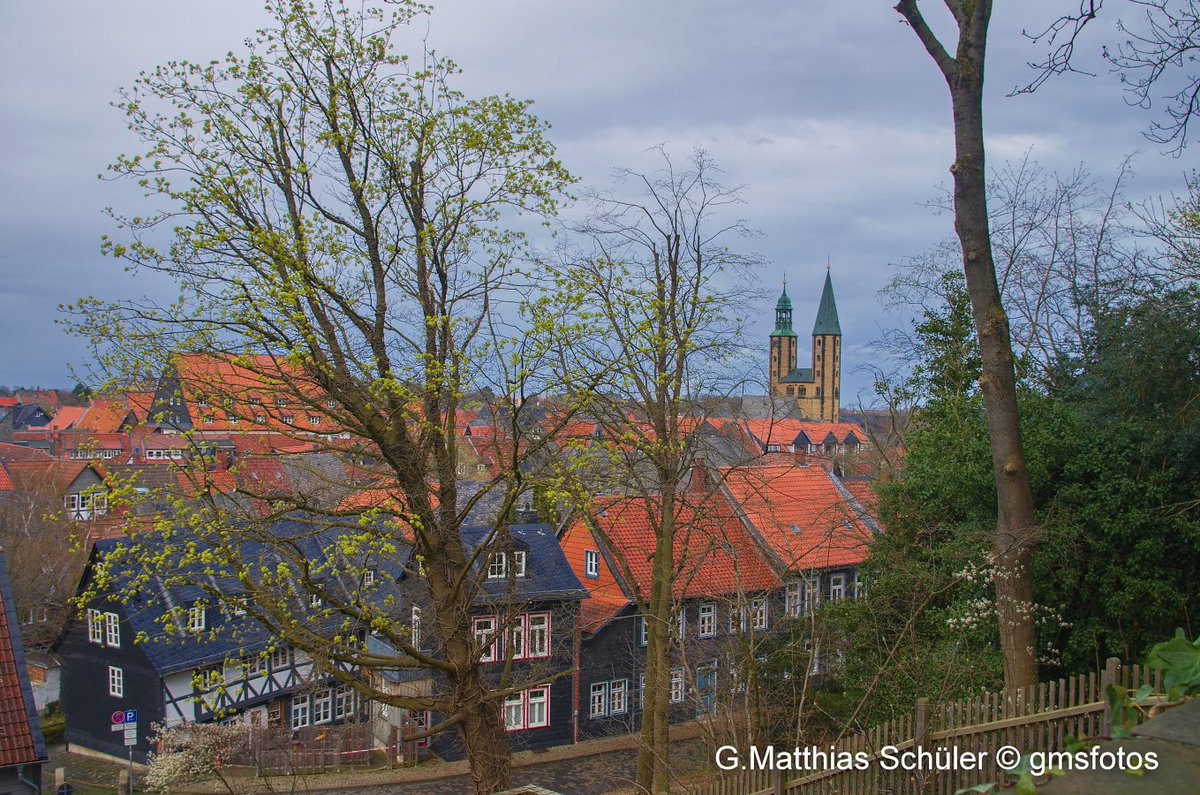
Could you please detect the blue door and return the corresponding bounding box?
[696,666,717,716]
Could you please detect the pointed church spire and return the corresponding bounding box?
[812,268,841,336]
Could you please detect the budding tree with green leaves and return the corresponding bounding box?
[66,1,581,791]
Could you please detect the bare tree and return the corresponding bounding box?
[893,0,1039,688]
[553,148,760,794]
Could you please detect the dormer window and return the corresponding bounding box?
[584,550,599,579]
[275,397,289,408]
[487,550,526,579]
[249,397,262,407]
[230,596,248,617]
[188,606,206,633]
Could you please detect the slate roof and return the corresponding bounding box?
[779,368,814,384]
[0,553,47,768]
[89,519,416,675]
[462,524,587,605]
[721,463,874,572]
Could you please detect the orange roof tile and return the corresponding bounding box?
[721,464,872,572]
[75,399,135,433]
[740,419,863,449]
[582,492,779,603]
[0,462,12,492]
[560,521,630,632]
[0,553,44,767]
[0,444,51,463]
[45,406,87,431]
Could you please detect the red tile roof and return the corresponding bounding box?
[580,491,779,603]
[75,399,135,433]
[0,553,46,767]
[559,522,629,632]
[721,464,873,572]
[0,443,51,463]
[740,419,863,449]
[0,463,12,492]
[0,398,17,408]
[45,405,87,431]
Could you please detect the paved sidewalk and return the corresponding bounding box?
[44,723,712,794]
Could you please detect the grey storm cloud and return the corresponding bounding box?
[0,1,1187,401]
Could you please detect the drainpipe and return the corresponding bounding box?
[16,763,40,794]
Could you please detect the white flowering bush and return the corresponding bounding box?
[145,723,249,793]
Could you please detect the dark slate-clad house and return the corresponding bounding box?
[403,523,587,760]
[61,518,584,763]
[60,522,404,763]
[0,553,47,794]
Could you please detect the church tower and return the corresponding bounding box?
[768,281,798,393]
[767,269,842,422]
[810,268,841,422]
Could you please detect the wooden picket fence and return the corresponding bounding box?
[686,658,1163,795]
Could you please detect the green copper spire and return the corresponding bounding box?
[812,268,841,336]
[771,278,796,338]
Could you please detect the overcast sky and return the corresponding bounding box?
[0,2,1190,403]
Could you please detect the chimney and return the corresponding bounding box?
[688,455,710,495]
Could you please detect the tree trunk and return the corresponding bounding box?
[896,0,1038,689]
[456,682,511,795]
[635,491,678,794]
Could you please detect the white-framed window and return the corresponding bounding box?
[638,616,648,647]
[513,550,527,578]
[503,686,550,731]
[473,616,499,663]
[752,597,768,631]
[854,572,865,599]
[487,552,507,579]
[231,596,248,617]
[731,603,747,633]
[525,686,549,729]
[309,592,323,608]
[610,679,628,715]
[670,669,684,703]
[104,612,120,647]
[292,694,311,728]
[246,654,267,677]
[325,398,336,411]
[584,549,599,578]
[698,603,716,638]
[363,568,376,586]
[270,645,291,671]
[312,689,333,724]
[638,673,645,709]
[509,615,526,660]
[334,686,356,720]
[787,576,818,617]
[590,682,608,718]
[410,606,422,651]
[108,666,124,697]
[307,414,321,426]
[87,609,103,644]
[504,692,524,731]
[275,397,289,408]
[526,612,550,658]
[804,639,821,675]
[188,606,206,633]
[676,607,686,640]
[830,573,846,602]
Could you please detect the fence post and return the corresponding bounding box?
[1100,656,1120,737]
[914,698,930,794]
[771,769,783,795]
